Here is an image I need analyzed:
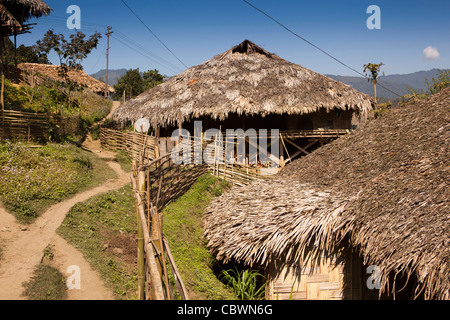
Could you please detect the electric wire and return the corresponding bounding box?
[120,0,188,69]
[241,0,402,98]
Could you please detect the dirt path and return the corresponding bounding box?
[0,134,130,300]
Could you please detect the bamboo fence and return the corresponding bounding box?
[0,109,84,141]
[132,147,207,300]
[0,109,51,141]
[100,127,269,186]
[100,127,157,161]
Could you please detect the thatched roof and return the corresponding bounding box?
[113,40,373,126]
[1,0,51,19]
[17,63,115,94]
[0,0,51,35]
[203,88,450,299]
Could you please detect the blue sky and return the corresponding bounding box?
[17,0,450,77]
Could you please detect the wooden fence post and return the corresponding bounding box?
[135,161,145,300]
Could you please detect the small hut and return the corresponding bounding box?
[113,40,373,166]
[203,88,450,300]
[16,63,115,96]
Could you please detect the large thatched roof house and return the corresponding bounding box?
[203,88,450,300]
[113,40,373,165]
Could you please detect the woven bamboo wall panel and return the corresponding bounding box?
[269,254,347,300]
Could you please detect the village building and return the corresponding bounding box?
[203,87,450,300]
[113,40,373,168]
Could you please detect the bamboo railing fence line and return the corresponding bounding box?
[132,146,208,300]
[0,109,51,141]
[100,127,157,162]
[0,109,84,141]
[100,127,269,186]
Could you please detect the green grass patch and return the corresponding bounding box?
[114,149,132,173]
[22,264,67,300]
[162,173,237,300]
[57,184,138,300]
[0,140,117,223]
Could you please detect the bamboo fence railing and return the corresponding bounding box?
[132,147,207,300]
[100,127,270,186]
[0,109,84,141]
[0,109,51,141]
[100,127,157,161]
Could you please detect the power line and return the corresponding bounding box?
[120,0,188,70]
[112,34,181,75]
[113,30,183,73]
[34,15,182,74]
[241,0,402,98]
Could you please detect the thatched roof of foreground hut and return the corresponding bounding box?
[0,0,51,35]
[3,0,51,19]
[17,63,115,94]
[203,88,450,299]
[113,40,373,126]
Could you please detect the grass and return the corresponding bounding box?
[57,184,138,300]
[57,172,237,300]
[162,173,237,300]
[114,149,132,173]
[0,140,117,223]
[22,264,67,300]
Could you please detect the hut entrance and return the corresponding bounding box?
[296,116,313,130]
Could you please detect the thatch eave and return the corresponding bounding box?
[112,40,373,126]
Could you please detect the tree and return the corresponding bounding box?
[2,38,49,65]
[35,29,102,71]
[143,69,164,90]
[113,68,165,100]
[113,68,144,100]
[35,29,102,112]
[363,62,384,102]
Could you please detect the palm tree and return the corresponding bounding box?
[363,62,384,102]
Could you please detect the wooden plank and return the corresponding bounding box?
[283,137,310,155]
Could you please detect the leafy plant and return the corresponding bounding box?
[221,267,267,300]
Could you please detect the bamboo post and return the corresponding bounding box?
[1,72,4,111]
[136,165,146,300]
[132,171,165,300]
[163,237,189,300]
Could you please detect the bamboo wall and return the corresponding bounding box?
[266,250,369,300]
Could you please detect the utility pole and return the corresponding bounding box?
[105,26,113,98]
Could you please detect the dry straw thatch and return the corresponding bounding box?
[17,63,115,95]
[204,88,450,299]
[0,0,52,28]
[3,0,51,19]
[113,40,373,126]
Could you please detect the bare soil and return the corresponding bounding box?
[0,132,130,300]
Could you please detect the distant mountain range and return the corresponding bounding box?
[326,69,448,100]
[91,68,447,100]
[90,69,127,87]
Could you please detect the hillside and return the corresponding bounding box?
[326,69,448,100]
